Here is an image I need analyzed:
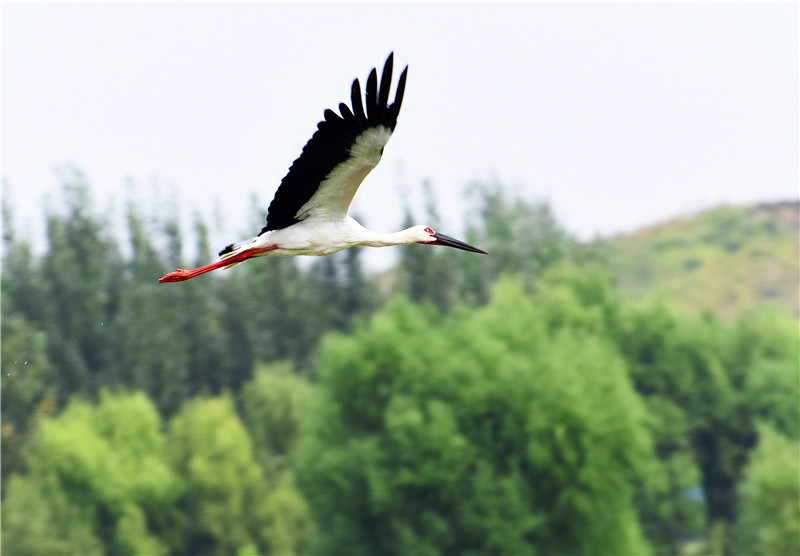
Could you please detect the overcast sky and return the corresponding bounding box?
[3,2,798,268]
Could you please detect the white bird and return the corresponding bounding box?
[160,53,487,283]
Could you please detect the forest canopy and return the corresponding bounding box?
[2,174,798,555]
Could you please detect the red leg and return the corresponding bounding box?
[158,246,278,283]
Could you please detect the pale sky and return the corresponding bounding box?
[2,2,798,269]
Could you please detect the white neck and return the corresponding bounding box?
[358,227,422,248]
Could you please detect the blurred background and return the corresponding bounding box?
[2,3,798,556]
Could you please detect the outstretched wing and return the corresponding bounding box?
[260,53,408,234]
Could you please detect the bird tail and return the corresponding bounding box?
[218,238,257,269]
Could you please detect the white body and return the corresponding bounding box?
[229,217,434,258]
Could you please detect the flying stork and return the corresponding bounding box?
[159,53,487,283]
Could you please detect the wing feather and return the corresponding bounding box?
[389,67,408,126]
[377,53,393,119]
[351,79,367,126]
[261,53,408,233]
[365,68,378,122]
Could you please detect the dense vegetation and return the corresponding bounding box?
[2,172,798,555]
[596,201,799,319]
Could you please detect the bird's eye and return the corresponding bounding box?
[424,227,434,235]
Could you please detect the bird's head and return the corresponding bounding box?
[414,225,488,254]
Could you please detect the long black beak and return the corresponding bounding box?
[432,232,488,254]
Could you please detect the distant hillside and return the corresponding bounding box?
[593,201,799,319]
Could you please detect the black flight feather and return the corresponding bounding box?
[365,68,378,122]
[351,79,367,125]
[389,67,408,130]
[377,54,393,119]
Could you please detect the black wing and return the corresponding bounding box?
[260,53,408,233]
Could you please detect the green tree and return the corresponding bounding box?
[240,362,314,473]
[1,314,55,490]
[105,203,193,412]
[39,174,125,396]
[1,314,53,431]
[1,199,54,484]
[533,266,707,554]
[167,394,311,555]
[634,396,706,554]
[458,183,571,305]
[735,425,800,555]
[734,308,800,440]
[745,358,800,439]
[532,266,799,553]
[240,363,316,552]
[341,244,378,321]
[1,391,181,556]
[111,281,190,413]
[396,181,459,310]
[613,301,757,526]
[2,197,49,323]
[298,279,654,555]
[234,254,323,372]
[2,473,105,555]
[167,395,266,554]
[126,203,164,282]
[306,243,378,331]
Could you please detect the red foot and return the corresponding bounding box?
[158,269,196,283]
[158,245,278,283]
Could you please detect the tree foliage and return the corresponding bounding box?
[297,278,654,555]
[735,424,800,555]
[240,362,314,472]
[1,391,313,556]
[2,175,797,556]
[1,176,373,423]
[396,182,572,309]
[1,391,180,556]
[595,201,799,318]
[167,395,310,555]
